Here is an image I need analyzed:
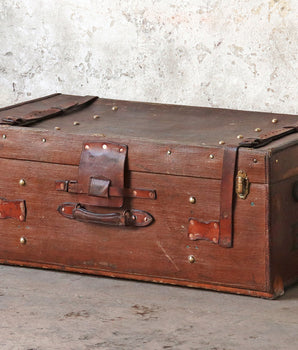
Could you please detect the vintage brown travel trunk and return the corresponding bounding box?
[0,93,297,298]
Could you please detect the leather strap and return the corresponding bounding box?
[219,146,238,248]
[55,180,156,200]
[0,95,98,126]
[240,125,298,148]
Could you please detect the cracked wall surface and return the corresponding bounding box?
[0,0,297,114]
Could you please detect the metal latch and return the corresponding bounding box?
[235,170,249,199]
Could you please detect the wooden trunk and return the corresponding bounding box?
[0,93,297,298]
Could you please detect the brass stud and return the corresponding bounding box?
[237,135,244,139]
[93,115,100,119]
[167,150,172,155]
[255,128,261,132]
[219,140,225,145]
[149,192,155,199]
[253,158,258,163]
[272,118,278,124]
[189,196,196,204]
[20,237,26,245]
[102,144,107,150]
[209,154,214,159]
[188,255,195,264]
[42,138,46,143]
[73,121,80,126]
[119,148,124,153]
[84,144,90,150]
[2,134,7,139]
[19,179,26,186]
[112,106,118,111]
[55,126,61,130]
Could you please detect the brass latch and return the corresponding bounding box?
[235,170,249,199]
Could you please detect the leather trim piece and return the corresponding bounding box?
[0,198,26,221]
[188,219,220,244]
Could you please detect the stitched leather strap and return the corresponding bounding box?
[0,95,98,126]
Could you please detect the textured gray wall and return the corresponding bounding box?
[0,0,297,113]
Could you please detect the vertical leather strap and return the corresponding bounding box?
[219,146,238,248]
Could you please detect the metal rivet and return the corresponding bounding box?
[73,121,80,126]
[272,119,278,124]
[55,126,61,130]
[255,128,261,132]
[19,215,25,222]
[131,215,136,221]
[189,196,196,204]
[209,154,214,159]
[119,148,124,153]
[85,144,90,150]
[144,217,149,222]
[20,237,26,245]
[19,179,26,186]
[188,255,195,264]
[133,190,137,196]
[61,207,65,212]
[167,150,171,155]
[112,106,118,111]
[219,140,225,145]
[2,134,7,139]
[93,115,100,119]
[42,138,46,143]
[253,158,258,163]
[102,144,107,150]
[237,135,244,139]
[149,192,155,199]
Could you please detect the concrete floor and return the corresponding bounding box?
[0,265,297,350]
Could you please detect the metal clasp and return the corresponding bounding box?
[235,170,250,199]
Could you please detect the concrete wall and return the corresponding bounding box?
[0,0,297,114]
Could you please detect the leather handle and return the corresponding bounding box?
[58,203,153,227]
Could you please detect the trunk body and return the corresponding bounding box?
[0,94,297,298]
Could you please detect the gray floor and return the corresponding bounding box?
[0,265,297,350]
